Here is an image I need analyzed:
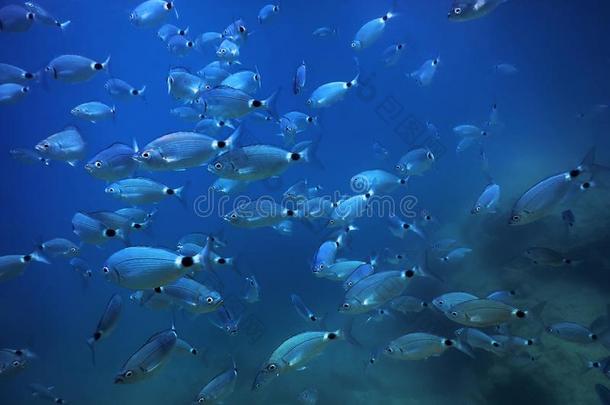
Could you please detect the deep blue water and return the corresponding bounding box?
[1,0,610,404]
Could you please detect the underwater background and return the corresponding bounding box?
[1,0,610,404]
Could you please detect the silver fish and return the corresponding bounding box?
[293,61,306,95]
[129,0,176,27]
[351,8,398,50]
[35,126,85,166]
[193,358,238,403]
[0,83,29,104]
[258,4,280,24]
[0,5,35,32]
[105,177,185,205]
[395,148,435,176]
[105,79,146,99]
[38,238,80,258]
[339,270,416,314]
[448,0,509,22]
[71,101,116,123]
[0,252,49,282]
[384,332,473,361]
[409,57,440,87]
[45,55,110,83]
[85,142,138,182]
[0,348,37,377]
[29,384,67,404]
[291,293,324,324]
[87,294,123,364]
[71,212,129,246]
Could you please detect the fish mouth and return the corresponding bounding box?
[114,377,124,384]
[84,164,93,172]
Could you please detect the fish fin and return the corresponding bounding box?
[224,125,241,149]
[341,317,362,348]
[297,133,324,169]
[30,251,50,265]
[59,20,71,31]
[453,339,476,359]
[175,338,198,355]
[67,160,79,167]
[261,88,281,120]
[86,337,96,365]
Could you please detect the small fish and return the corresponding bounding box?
[193,86,277,120]
[71,101,116,123]
[312,26,337,38]
[453,124,488,152]
[29,383,67,404]
[103,246,208,290]
[545,322,598,344]
[105,79,146,99]
[409,57,440,86]
[105,177,185,205]
[157,23,188,42]
[387,214,425,240]
[252,330,344,390]
[9,148,49,166]
[291,293,324,324]
[167,67,204,100]
[0,252,49,282]
[455,327,502,355]
[343,263,374,291]
[383,332,473,361]
[284,179,322,201]
[258,4,280,24]
[0,5,35,32]
[210,178,250,195]
[328,193,374,228]
[38,238,80,258]
[494,63,518,75]
[224,200,300,229]
[382,42,406,66]
[242,275,261,303]
[85,142,138,182]
[523,247,575,267]
[293,61,306,95]
[167,34,194,57]
[24,2,70,30]
[0,83,29,104]
[351,170,407,194]
[69,257,92,279]
[351,8,398,50]
[486,289,518,304]
[129,0,177,28]
[317,260,365,281]
[216,39,240,62]
[195,31,224,49]
[471,182,500,214]
[171,106,203,122]
[114,325,196,384]
[366,308,395,323]
[395,148,435,176]
[0,63,36,85]
[446,298,530,327]
[222,18,250,45]
[432,292,479,314]
[193,358,238,403]
[372,141,389,160]
[448,0,510,22]
[35,126,86,166]
[388,295,429,314]
[210,305,241,335]
[194,118,236,136]
[155,277,223,313]
[87,294,123,364]
[0,348,37,377]
[71,212,129,246]
[440,247,473,263]
[307,62,359,108]
[45,55,110,84]
[221,69,262,94]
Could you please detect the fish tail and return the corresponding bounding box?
[340,317,362,347]
[299,133,324,169]
[261,87,280,119]
[102,55,111,71]
[224,125,242,149]
[30,250,50,265]
[86,338,96,365]
[59,20,71,31]
[453,339,476,359]
[174,181,190,207]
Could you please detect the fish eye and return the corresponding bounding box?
[397,44,403,50]
[273,5,279,12]
[206,296,214,304]
[328,219,335,225]
[511,215,520,222]
[219,49,226,54]
[125,370,133,378]
[205,84,211,90]
[426,152,434,160]
[43,143,50,148]
[102,266,109,273]
[230,213,237,219]
[142,151,150,159]
[12,360,20,367]
[239,25,246,33]
[254,74,260,81]
[475,206,481,212]
[342,303,350,309]
[22,87,29,93]
[454,7,462,14]
[266,363,277,371]
[70,247,77,253]
[450,311,458,317]
[395,164,401,170]
[198,398,205,403]
[385,347,393,353]
[94,161,102,168]
[437,300,444,305]
[214,162,223,170]
[107,188,115,193]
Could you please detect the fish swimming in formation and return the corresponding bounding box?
[87,294,123,364]
[448,0,510,22]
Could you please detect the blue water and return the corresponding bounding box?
[1,0,610,404]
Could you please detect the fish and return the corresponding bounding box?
[486,289,518,304]
[445,298,530,327]
[224,199,300,229]
[311,232,347,274]
[312,26,337,38]
[210,178,250,195]
[387,214,425,240]
[85,142,139,182]
[194,118,236,136]
[195,31,224,49]
[328,193,374,228]
[440,247,473,263]
[0,252,49,282]
[87,294,123,364]
[71,212,129,246]
[291,293,325,324]
[448,0,510,22]
[351,170,407,194]
[258,4,280,24]
[317,260,366,281]
[509,147,598,225]
[545,322,598,344]
[0,348,37,377]
[35,126,86,166]
[210,305,241,335]
[135,127,240,171]
[71,101,116,123]
[284,179,322,201]
[0,83,29,104]
[409,57,440,86]
[0,5,35,32]
[102,246,209,290]
[388,295,429,314]
[193,358,238,403]
[242,275,261,303]
[432,292,479,313]
[293,61,306,95]
[383,332,473,360]
[24,2,70,30]
[129,0,177,27]
[157,23,188,42]
[252,330,344,390]
[382,42,407,67]
[29,384,67,404]
[9,148,49,165]
[170,106,204,122]
[105,178,185,205]
[38,238,80,258]
[307,63,359,108]
[222,18,249,45]
[208,141,316,181]
[167,34,195,57]
[216,39,240,62]
[339,270,416,314]
[45,54,110,83]
[343,263,374,291]
[155,277,223,314]
[114,324,196,384]
[494,63,518,75]
[177,232,227,251]
[105,79,146,99]
[167,67,204,100]
[221,69,262,95]
[395,148,435,176]
[523,247,575,267]
[197,62,231,87]
[69,258,92,279]
[455,327,503,355]
[351,7,398,50]
[454,124,488,153]
[471,182,500,214]
[193,86,278,120]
